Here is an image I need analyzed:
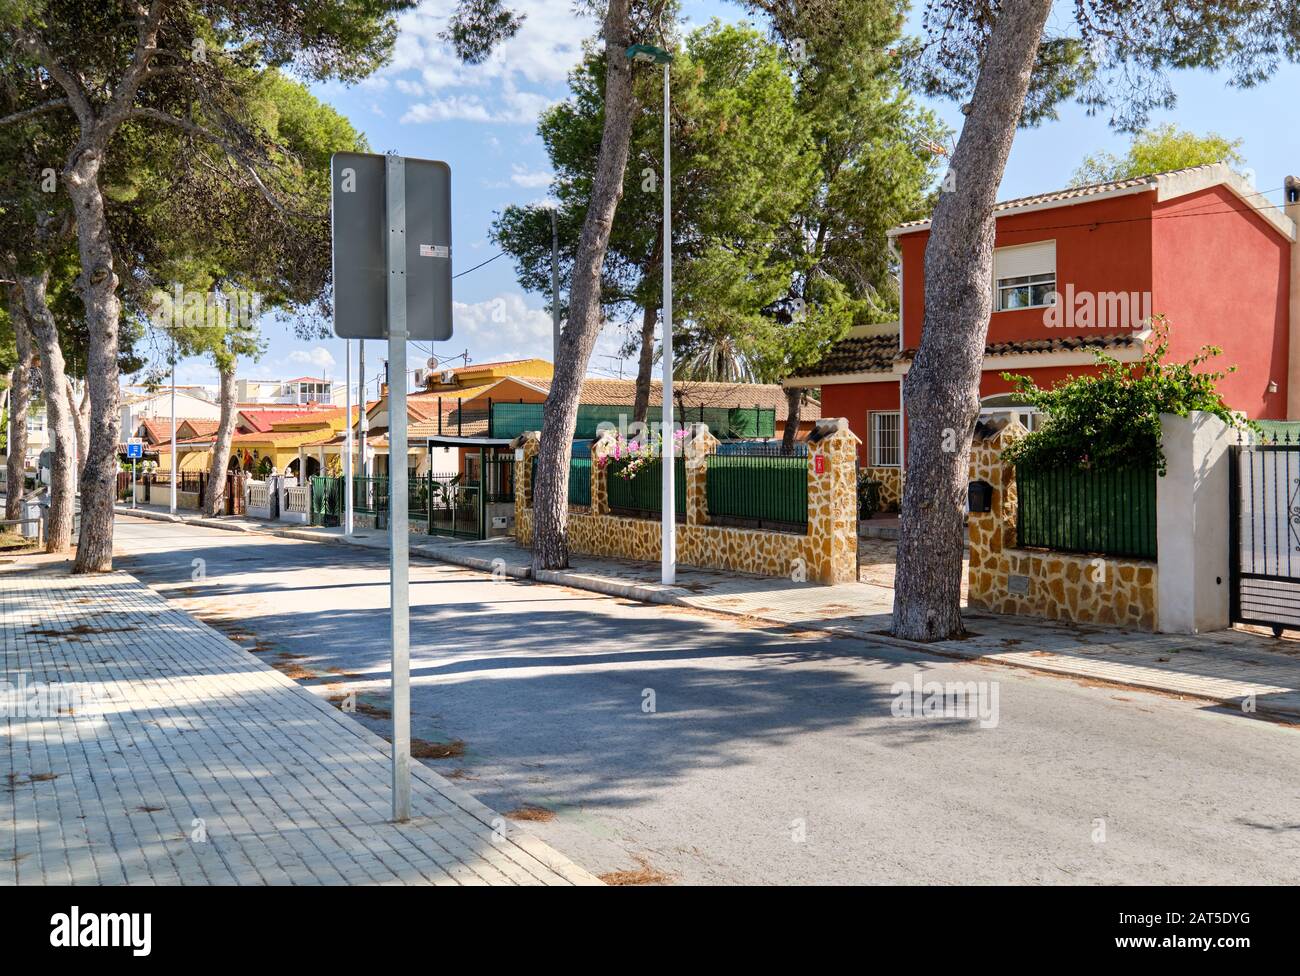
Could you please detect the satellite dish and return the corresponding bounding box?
[426,356,439,371]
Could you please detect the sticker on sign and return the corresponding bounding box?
[420,244,450,258]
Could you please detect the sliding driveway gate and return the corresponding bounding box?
[1229,440,1300,633]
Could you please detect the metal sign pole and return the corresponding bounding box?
[331,149,450,824]
[170,339,177,515]
[344,338,354,535]
[385,154,411,822]
[660,60,676,585]
[132,458,137,509]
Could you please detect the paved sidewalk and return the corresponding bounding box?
[1,555,600,885]
[115,505,1300,720]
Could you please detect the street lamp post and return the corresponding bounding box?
[627,42,675,585]
[169,335,177,515]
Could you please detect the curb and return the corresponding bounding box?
[190,517,253,533]
[117,506,255,534]
[114,506,181,523]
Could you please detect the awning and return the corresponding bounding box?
[426,436,514,448]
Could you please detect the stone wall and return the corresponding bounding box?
[861,466,903,511]
[513,419,860,584]
[967,420,1158,630]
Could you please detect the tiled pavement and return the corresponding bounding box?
[0,557,601,885]
[117,505,1300,719]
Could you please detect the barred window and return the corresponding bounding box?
[870,411,901,468]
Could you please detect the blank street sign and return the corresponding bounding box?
[331,152,453,340]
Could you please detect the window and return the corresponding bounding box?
[297,381,330,404]
[993,240,1056,311]
[979,394,1042,432]
[869,411,901,467]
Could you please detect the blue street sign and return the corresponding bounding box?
[127,443,143,460]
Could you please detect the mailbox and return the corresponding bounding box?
[968,479,993,513]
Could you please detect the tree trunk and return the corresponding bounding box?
[531,0,637,572]
[67,377,90,483]
[781,386,803,453]
[66,149,123,574]
[632,300,657,424]
[632,222,665,425]
[205,361,238,516]
[5,290,32,522]
[20,271,76,553]
[892,0,1053,642]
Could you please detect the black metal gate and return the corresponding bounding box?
[1229,441,1300,632]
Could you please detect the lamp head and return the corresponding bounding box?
[626,43,672,64]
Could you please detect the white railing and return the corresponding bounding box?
[285,485,309,514]
[247,481,270,510]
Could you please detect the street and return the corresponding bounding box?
[115,515,1300,885]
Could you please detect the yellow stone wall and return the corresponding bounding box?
[967,420,1158,631]
[513,420,860,584]
[861,466,903,511]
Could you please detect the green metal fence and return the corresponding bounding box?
[705,453,808,531]
[492,401,776,441]
[310,476,343,527]
[428,483,480,539]
[528,455,594,506]
[606,457,686,518]
[316,473,483,538]
[1015,464,1157,559]
[347,475,430,522]
[350,476,385,516]
[568,457,592,506]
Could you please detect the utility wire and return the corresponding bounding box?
[453,252,505,279]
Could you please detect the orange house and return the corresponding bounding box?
[788,164,1299,497]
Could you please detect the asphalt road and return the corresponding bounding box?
[114,515,1300,885]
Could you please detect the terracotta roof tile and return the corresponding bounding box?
[237,408,338,432]
[790,334,900,379]
[796,332,1145,380]
[525,378,819,421]
[890,163,1238,234]
[181,419,220,437]
[895,332,1145,362]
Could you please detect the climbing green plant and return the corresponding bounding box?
[1000,317,1246,474]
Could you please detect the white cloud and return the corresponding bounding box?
[400,88,558,126]
[509,163,552,188]
[450,293,629,370]
[285,346,338,374]
[379,1,591,126]
[401,95,497,124]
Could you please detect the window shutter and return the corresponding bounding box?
[993,240,1056,280]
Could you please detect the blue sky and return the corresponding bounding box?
[167,0,1296,398]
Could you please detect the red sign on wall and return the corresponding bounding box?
[814,455,825,475]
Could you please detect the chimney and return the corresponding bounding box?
[1288,177,1300,418]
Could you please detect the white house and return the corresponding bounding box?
[2,387,49,473]
[119,386,221,438]
[236,376,344,406]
